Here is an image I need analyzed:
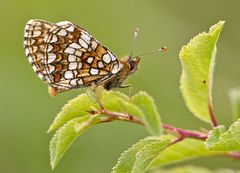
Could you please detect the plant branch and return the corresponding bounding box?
[100,108,144,125]
[227,152,240,159]
[91,106,240,160]
[94,107,208,141]
[162,124,208,141]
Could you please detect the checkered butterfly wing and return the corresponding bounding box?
[24,19,121,95]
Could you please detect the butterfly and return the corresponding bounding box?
[23,19,141,96]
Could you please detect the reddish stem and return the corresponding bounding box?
[92,107,240,160]
[228,152,240,159]
[96,108,208,141]
[89,103,240,161]
[162,124,208,140]
[208,102,218,127]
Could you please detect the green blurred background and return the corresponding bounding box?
[0,0,239,172]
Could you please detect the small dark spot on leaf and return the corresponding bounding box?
[203,80,206,84]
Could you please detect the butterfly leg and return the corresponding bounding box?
[128,85,132,100]
[119,84,132,100]
[119,84,132,88]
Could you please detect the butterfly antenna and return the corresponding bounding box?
[129,27,139,58]
[136,47,167,57]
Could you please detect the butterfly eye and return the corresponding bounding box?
[129,57,140,72]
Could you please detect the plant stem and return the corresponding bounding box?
[94,107,240,160]
[100,108,144,125]
[162,124,208,140]
[208,102,218,127]
[228,152,240,159]
[89,99,240,161]
[98,108,208,141]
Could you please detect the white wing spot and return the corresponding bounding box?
[45,77,52,83]
[28,56,33,63]
[24,24,30,31]
[79,39,88,49]
[70,78,78,86]
[81,32,90,44]
[26,19,34,25]
[111,63,120,74]
[48,64,55,73]
[98,61,104,68]
[108,51,116,61]
[25,48,30,55]
[68,55,77,62]
[24,32,29,38]
[57,21,71,26]
[50,35,58,43]
[87,57,94,64]
[64,47,75,54]
[69,62,78,70]
[66,26,75,32]
[32,65,37,72]
[32,30,41,37]
[69,43,81,49]
[47,53,57,63]
[57,29,67,36]
[78,62,83,69]
[90,68,99,75]
[33,25,42,30]
[64,71,74,79]
[78,79,83,85]
[82,30,90,37]
[37,73,44,80]
[47,45,53,52]
[91,41,97,50]
[73,70,78,76]
[102,54,111,63]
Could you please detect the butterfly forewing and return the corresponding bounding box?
[24,19,122,95]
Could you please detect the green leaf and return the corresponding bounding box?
[48,89,162,135]
[179,21,225,123]
[205,120,240,151]
[131,91,162,135]
[152,166,240,173]
[48,90,131,133]
[100,90,160,135]
[50,114,103,169]
[100,90,147,123]
[100,90,131,112]
[229,87,240,120]
[150,138,223,169]
[48,90,165,169]
[48,94,98,132]
[204,125,226,149]
[112,135,171,173]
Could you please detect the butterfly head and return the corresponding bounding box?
[128,56,140,74]
[119,56,140,75]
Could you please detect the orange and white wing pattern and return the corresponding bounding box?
[24,19,122,95]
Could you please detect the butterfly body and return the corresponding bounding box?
[24,19,140,96]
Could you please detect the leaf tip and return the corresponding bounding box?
[209,20,225,35]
